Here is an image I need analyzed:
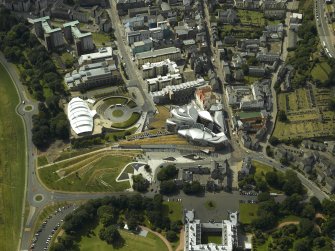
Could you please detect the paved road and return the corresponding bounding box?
[107,0,156,114]
[316,0,335,58]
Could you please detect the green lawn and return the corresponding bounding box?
[79,224,168,251]
[244,76,261,85]
[239,204,259,224]
[237,10,266,26]
[311,62,331,82]
[38,153,137,192]
[163,201,182,222]
[201,232,222,244]
[92,32,111,46]
[253,160,274,179]
[112,109,124,117]
[255,236,273,251]
[112,112,141,129]
[37,156,49,166]
[0,63,26,251]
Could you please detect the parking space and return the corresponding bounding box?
[30,205,77,251]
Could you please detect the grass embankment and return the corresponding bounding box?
[120,135,189,146]
[0,63,26,251]
[163,201,182,222]
[79,224,168,251]
[38,152,139,192]
[148,106,170,129]
[253,160,282,193]
[239,204,259,224]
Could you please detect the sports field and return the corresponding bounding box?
[79,224,168,251]
[273,87,335,140]
[0,63,26,251]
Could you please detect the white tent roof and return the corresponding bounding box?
[67,97,96,135]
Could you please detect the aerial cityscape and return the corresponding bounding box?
[0,0,335,250]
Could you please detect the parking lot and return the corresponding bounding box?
[30,205,77,251]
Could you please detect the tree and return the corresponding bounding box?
[183,181,203,195]
[280,193,303,215]
[132,174,149,192]
[265,171,278,187]
[99,225,122,246]
[322,217,335,236]
[294,238,311,251]
[322,199,335,215]
[302,204,315,220]
[257,192,271,202]
[157,165,178,181]
[269,136,280,146]
[160,180,179,195]
[278,110,288,122]
[166,230,178,242]
[297,218,314,237]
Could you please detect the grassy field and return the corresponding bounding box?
[120,135,189,146]
[92,32,111,46]
[201,232,222,244]
[79,224,168,251]
[311,62,331,82]
[163,201,182,222]
[273,87,335,140]
[38,152,139,192]
[238,10,266,26]
[0,63,26,251]
[148,106,170,129]
[253,161,282,193]
[244,76,261,85]
[37,155,49,166]
[239,204,259,224]
[112,112,141,129]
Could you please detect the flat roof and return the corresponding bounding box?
[237,111,261,119]
[136,47,180,59]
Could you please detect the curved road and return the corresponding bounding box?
[316,0,335,57]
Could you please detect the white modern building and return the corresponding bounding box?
[78,47,113,66]
[67,97,96,135]
[184,210,238,251]
[142,59,179,79]
[166,102,228,146]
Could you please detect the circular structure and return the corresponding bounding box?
[24,105,33,112]
[112,108,124,117]
[94,96,141,129]
[34,194,44,202]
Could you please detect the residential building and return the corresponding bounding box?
[217,9,239,24]
[135,47,181,66]
[256,52,280,63]
[142,59,179,79]
[63,20,94,55]
[184,210,238,251]
[146,73,183,92]
[150,78,206,104]
[131,39,153,55]
[28,16,65,51]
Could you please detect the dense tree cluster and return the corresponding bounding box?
[0,8,69,149]
[132,174,149,192]
[251,192,335,251]
[51,195,182,250]
[157,165,178,181]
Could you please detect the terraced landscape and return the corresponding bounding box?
[273,87,335,140]
[38,150,141,192]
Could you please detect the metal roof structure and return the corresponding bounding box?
[67,97,96,135]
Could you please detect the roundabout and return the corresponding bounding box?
[33,194,44,202]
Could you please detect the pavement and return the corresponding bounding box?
[316,0,335,58]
